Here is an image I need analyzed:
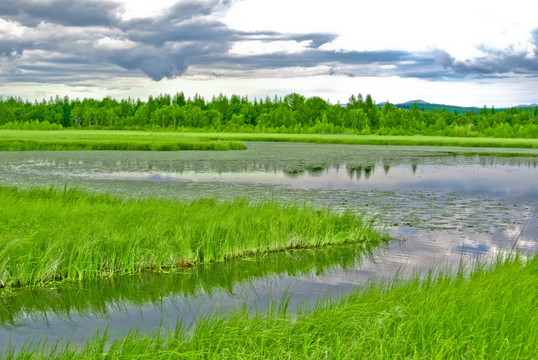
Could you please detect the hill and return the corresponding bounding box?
[379,100,538,113]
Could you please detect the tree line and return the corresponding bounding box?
[0,93,537,138]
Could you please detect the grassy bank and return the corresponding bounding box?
[204,132,538,149]
[1,130,538,151]
[0,130,246,151]
[6,255,537,359]
[0,187,385,288]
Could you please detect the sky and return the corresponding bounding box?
[0,0,537,107]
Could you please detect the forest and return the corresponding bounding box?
[0,92,537,138]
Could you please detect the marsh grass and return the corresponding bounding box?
[0,130,246,151]
[205,132,538,148]
[0,242,377,326]
[0,139,246,151]
[2,130,538,151]
[5,255,537,359]
[0,186,385,288]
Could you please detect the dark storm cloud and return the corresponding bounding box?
[1,0,349,81]
[103,45,189,81]
[0,40,33,56]
[1,64,131,84]
[0,0,121,27]
[293,33,338,48]
[1,1,537,84]
[0,0,242,81]
[161,0,232,22]
[192,49,416,70]
[124,20,237,46]
[434,30,538,76]
[448,52,537,75]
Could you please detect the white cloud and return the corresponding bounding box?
[115,0,175,19]
[0,18,26,39]
[223,0,538,61]
[229,40,312,56]
[525,43,537,59]
[94,37,137,50]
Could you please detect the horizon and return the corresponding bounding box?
[2,93,537,109]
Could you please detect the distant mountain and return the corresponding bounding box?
[378,100,538,113]
[386,101,482,113]
[402,99,429,104]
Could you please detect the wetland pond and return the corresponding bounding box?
[1,142,537,349]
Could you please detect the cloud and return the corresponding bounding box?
[0,1,241,81]
[0,0,121,27]
[434,30,538,77]
[0,1,537,85]
[294,33,338,48]
[94,37,137,50]
[161,0,232,23]
[102,45,189,81]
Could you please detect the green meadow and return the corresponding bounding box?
[4,255,537,359]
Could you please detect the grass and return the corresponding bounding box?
[0,241,377,326]
[0,130,246,151]
[1,130,538,151]
[5,255,537,359]
[0,186,385,288]
[203,132,538,149]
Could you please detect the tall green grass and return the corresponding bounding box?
[0,139,246,151]
[205,132,538,148]
[0,186,385,288]
[2,130,538,151]
[0,130,246,151]
[0,242,376,326]
[5,255,537,359]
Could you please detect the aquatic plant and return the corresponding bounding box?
[4,255,536,359]
[0,186,385,287]
[0,130,246,151]
[1,130,538,152]
[206,132,538,148]
[0,139,246,151]
[0,242,377,326]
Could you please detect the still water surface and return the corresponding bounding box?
[1,143,537,349]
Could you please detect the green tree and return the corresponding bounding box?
[0,102,16,125]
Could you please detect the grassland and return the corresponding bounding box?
[0,130,246,151]
[5,255,536,359]
[0,186,385,288]
[1,129,538,151]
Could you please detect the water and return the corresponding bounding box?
[1,142,537,349]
